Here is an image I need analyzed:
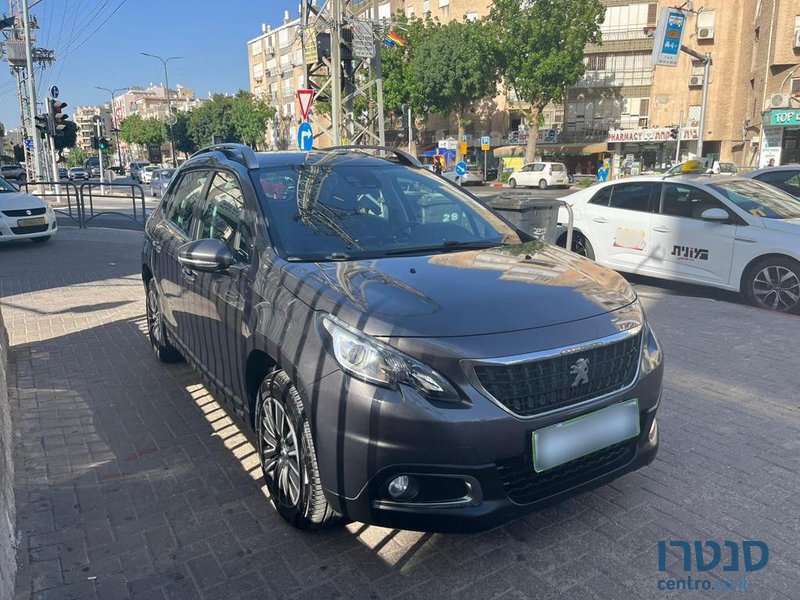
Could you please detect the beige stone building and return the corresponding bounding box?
[73,104,114,155]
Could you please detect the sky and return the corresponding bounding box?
[0,0,298,130]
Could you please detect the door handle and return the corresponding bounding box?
[180,266,196,283]
[592,217,608,223]
[652,226,671,233]
[152,240,163,253]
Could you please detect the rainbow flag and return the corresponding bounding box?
[385,30,406,47]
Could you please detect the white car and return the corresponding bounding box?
[508,162,569,189]
[0,177,57,243]
[556,175,800,313]
[140,166,159,184]
[441,167,483,186]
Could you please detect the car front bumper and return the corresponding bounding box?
[305,354,663,533]
[0,211,57,241]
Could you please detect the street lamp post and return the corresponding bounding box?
[140,52,182,167]
[95,86,127,171]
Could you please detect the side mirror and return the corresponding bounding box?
[700,208,730,223]
[177,239,235,273]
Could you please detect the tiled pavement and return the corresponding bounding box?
[1,227,799,600]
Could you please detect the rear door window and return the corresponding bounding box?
[607,182,659,212]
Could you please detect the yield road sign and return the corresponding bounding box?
[297,89,315,121]
[50,85,59,99]
[455,161,468,177]
[298,122,314,151]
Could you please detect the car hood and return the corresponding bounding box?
[762,217,800,235]
[281,241,637,337]
[0,192,46,210]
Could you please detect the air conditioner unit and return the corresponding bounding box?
[254,77,263,83]
[266,46,276,56]
[697,27,715,40]
[770,93,791,108]
[794,29,800,48]
[689,76,704,87]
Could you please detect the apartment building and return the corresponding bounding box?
[112,85,203,124]
[73,105,114,155]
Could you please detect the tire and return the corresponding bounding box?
[256,370,338,530]
[508,178,517,189]
[743,256,800,314]
[559,232,595,260]
[145,278,182,362]
[31,236,51,243]
[539,179,548,190]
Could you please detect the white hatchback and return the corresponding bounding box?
[557,175,800,313]
[509,162,569,189]
[0,178,57,243]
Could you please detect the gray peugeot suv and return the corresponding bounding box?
[142,144,663,532]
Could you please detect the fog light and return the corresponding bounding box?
[388,475,410,499]
[649,417,658,443]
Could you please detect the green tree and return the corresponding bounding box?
[172,111,197,157]
[380,15,429,116]
[66,147,86,168]
[187,94,236,149]
[231,91,276,150]
[407,18,500,161]
[54,120,78,151]
[490,0,605,162]
[119,114,166,147]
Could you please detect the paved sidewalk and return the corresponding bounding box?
[1,228,798,600]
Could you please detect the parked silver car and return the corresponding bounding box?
[149,168,176,197]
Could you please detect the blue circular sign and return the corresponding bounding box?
[297,122,314,152]
[50,85,59,99]
[455,161,468,177]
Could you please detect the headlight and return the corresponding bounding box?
[319,314,461,402]
[640,323,663,375]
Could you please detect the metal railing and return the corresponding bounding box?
[79,182,148,228]
[18,181,84,227]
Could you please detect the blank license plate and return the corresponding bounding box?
[18,216,45,227]
[532,399,640,473]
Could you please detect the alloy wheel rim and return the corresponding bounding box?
[260,396,303,508]
[146,287,163,344]
[753,265,800,311]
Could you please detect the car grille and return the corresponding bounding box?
[496,440,637,505]
[11,224,49,234]
[473,333,641,418]
[3,207,46,217]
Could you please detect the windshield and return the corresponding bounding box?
[711,179,800,219]
[254,162,520,261]
[159,169,175,179]
[0,178,17,192]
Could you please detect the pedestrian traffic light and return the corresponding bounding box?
[34,113,50,136]
[98,137,109,151]
[670,127,679,140]
[50,100,69,135]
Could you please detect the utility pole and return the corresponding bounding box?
[678,46,711,158]
[96,86,127,168]
[20,0,40,179]
[141,53,181,166]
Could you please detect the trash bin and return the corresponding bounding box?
[485,195,563,244]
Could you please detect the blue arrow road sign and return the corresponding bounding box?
[24,138,33,149]
[50,85,59,99]
[298,122,314,152]
[455,161,468,177]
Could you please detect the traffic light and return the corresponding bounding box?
[50,100,68,135]
[90,135,99,150]
[98,137,110,151]
[401,103,410,131]
[670,127,679,140]
[34,113,50,136]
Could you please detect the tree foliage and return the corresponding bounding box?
[119,114,166,147]
[172,111,197,157]
[231,91,276,149]
[186,94,236,148]
[490,0,605,161]
[66,147,86,168]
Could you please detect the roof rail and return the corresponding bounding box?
[191,143,259,170]
[321,145,422,168]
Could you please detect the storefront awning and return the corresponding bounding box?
[493,143,608,157]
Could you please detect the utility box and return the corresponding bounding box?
[485,195,562,244]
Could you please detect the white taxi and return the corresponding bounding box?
[557,172,800,313]
[0,178,57,243]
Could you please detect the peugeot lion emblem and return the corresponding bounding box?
[570,358,590,387]
[26,209,32,216]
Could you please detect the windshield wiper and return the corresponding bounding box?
[383,240,503,256]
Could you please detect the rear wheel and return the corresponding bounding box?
[743,257,800,314]
[256,370,338,530]
[539,179,548,190]
[145,278,182,362]
[508,178,517,189]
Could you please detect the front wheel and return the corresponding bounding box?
[256,370,338,530]
[743,257,800,313]
[508,178,517,189]
[539,179,548,190]
[145,278,182,362]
